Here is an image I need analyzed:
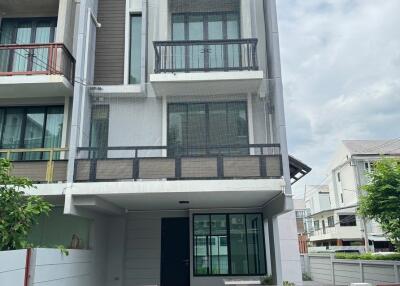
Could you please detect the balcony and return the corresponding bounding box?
[0,43,75,99]
[0,148,69,184]
[150,39,264,97]
[74,144,282,182]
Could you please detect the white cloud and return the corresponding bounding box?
[276,0,400,197]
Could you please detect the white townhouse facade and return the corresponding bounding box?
[0,1,311,285]
[306,140,399,253]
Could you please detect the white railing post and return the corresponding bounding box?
[395,264,399,283]
[330,254,336,285]
[360,261,364,282]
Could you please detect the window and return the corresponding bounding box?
[339,215,357,227]
[0,18,57,72]
[0,106,63,160]
[364,161,374,172]
[168,102,248,156]
[193,214,266,276]
[90,105,109,159]
[337,172,341,182]
[129,14,142,84]
[295,210,306,219]
[327,216,335,227]
[313,220,320,231]
[171,12,240,70]
[340,193,344,203]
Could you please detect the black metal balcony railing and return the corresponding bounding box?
[0,43,75,84]
[74,144,282,182]
[154,38,258,73]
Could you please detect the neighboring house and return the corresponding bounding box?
[306,140,399,253]
[0,1,311,286]
[293,199,309,253]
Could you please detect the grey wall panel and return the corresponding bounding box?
[309,256,333,284]
[124,211,187,286]
[94,0,125,85]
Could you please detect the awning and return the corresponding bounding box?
[369,235,389,242]
[289,155,312,184]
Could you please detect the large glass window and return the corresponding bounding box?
[193,214,266,276]
[0,106,64,160]
[172,12,240,70]
[0,18,56,72]
[168,102,248,156]
[339,215,357,227]
[129,14,142,84]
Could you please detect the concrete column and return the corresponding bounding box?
[267,216,280,284]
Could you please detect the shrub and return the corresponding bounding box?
[0,159,52,250]
[335,252,400,261]
[260,275,274,285]
[302,273,312,281]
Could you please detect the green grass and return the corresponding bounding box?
[335,252,400,261]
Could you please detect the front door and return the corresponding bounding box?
[161,217,190,286]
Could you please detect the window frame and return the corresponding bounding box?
[0,105,64,159]
[339,215,357,227]
[0,17,57,72]
[192,213,267,277]
[327,216,335,227]
[171,11,241,71]
[167,101,249,156]
[313,220,320,231]
[89,104,110,159]
[171,11,241,42]
[129,13,142,84]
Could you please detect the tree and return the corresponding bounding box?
[358,158,400,251]
[0,159,52,250]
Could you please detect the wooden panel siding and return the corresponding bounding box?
[94,0,125,85]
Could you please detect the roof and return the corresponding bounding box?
[289,155,312,184]
[342,139,400,156]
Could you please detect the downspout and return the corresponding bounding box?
[24,248,32,286]
[353,157,370,252]
[263,0,291,195]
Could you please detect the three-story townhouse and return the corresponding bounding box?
[0,1,311,285]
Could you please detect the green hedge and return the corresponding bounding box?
[335,252,400,261]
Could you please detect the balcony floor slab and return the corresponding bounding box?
[0,75,73,99]
[69,178,284,211]
[150,70,263,97]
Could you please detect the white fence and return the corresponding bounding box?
[301,254,400,285]
[0,248,92,286]
[0,249,27,286]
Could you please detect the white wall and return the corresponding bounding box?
[0,249,93,286]
[123,210,187,286]
[30,248,92,286]
[276,211,303,285]
[0,249,26,286]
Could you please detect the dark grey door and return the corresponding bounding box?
[160,218,190,286]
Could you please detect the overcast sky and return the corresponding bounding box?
[276,0,400,197]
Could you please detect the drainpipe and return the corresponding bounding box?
[263,0,292,195]
[24,248,32,286]
[353,158,370,252]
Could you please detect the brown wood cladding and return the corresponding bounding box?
[94,0,126,85]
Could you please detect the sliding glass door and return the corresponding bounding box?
[0,106,63,160]
[171,12,240,71]
[0,18,56,73]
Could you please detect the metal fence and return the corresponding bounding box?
[0,43,75,84]
[154,38,258,73]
